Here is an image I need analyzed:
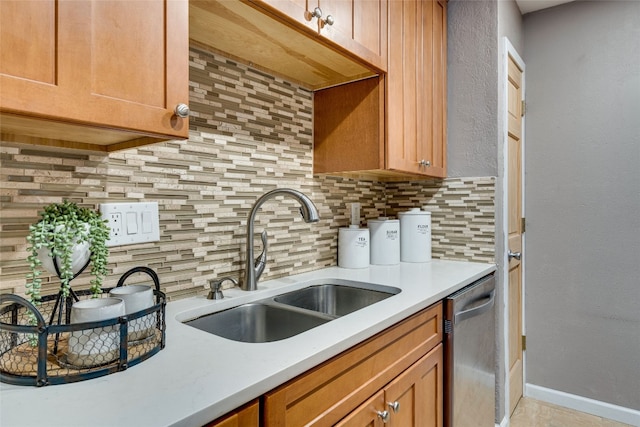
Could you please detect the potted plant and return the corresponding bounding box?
[25,200,110,306]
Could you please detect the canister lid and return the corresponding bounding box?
[368,217,399,224]
[399,208,431,216]
[339,227,369,233]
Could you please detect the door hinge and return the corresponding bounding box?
[521,217,526,233]
[444,319,453,334]
[521,100,526,116]
[522,335,527,351]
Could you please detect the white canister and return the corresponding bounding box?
[68,297,126,367]
[369,218,400,265]
[338,226,370,269]
[109,285,155,341]
[399,208,432,263]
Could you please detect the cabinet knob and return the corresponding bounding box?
[174,103,190,118]
[418,159,431,167]
[508,250,522,261]
[376,410,390,423]
[323,15,335,26]
[387,401,400,413]
[310,6,322,19]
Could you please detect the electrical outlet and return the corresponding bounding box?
[107,212,123,239]
[100,202,160,247]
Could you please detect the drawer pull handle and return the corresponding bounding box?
[388,401,400,413]
[310,7,322,19]
[377,410,390,423]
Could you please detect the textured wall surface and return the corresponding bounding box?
[0,47,495,301]
[524,1,640,410]
[447,0,499,178]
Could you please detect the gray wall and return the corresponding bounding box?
[524,0,640,410]
[447,0,498,178]
[498,0,524,54]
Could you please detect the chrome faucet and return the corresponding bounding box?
[242,188,320,291]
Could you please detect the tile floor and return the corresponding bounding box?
[509,398,633,427]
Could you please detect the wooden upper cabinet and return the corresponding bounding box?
[386,0,447,178]
[314,0,447,181]
[252,0,387,72]
[0,0,189,152]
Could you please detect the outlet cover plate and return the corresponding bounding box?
[100,202,160,247]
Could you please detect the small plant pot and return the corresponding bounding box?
[67,298,125,368]
[109,285,154,341]
[36,224,91,277]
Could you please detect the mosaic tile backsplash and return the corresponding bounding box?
[0,47,495,300]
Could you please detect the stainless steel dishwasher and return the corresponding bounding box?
[443,273,496,427]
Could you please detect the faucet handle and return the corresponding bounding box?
[254,230,268,281]
[208,277,238,300]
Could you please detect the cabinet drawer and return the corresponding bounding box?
[205,399,259,427]
[263,302,442,426]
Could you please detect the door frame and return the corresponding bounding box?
[501,36,526,420]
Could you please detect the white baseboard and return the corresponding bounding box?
[525,383,640,426]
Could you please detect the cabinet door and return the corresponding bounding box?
[335,390,386,427]
[319,0,387,71]
[387,0,420,174]
[387,0,446,178]
[422,0,447,177]
[0,0,189,146]
[386,343,443,427]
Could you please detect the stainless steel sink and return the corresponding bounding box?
[274,284,400,316]
[184,303,331,343]
[182,281,401,343]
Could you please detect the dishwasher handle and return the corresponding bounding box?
[454,289,495,324]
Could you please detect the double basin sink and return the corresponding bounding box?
[184,280,401,343]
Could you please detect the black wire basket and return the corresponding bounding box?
[0,266,166,387]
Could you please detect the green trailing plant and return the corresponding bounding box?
[25,200,110,305]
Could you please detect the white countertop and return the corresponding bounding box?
[1,260,495,427]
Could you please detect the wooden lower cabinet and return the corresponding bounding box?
[205,399,260,427]
[263,302,442,426]
[337,344,443,427]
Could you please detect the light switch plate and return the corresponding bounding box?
[100,202,160,247]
